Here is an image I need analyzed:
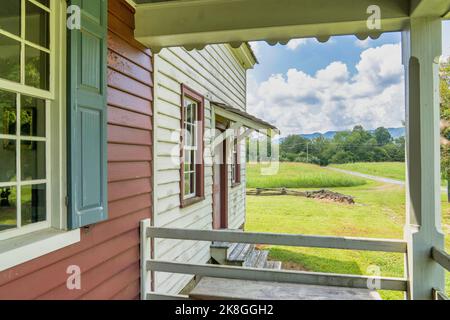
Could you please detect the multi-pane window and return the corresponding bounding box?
[183,96,197,199]
[0,0,51,234]
[180,85,204,207]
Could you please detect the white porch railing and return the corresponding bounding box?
[140,219,410,300]
[431,247,450,300]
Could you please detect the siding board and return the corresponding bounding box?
[0,0,153,300]
[154,42,247,294]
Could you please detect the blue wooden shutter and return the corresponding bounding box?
[67,0,108,229]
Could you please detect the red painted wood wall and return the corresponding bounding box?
[0,0,153,300]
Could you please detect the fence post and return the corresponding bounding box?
[140,219,151,300]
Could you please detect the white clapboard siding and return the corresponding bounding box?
[153,44,248,294]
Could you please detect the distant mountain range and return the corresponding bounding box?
[299,127,405,140]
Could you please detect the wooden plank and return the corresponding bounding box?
[1,230,139,300]
[108,68,153,100]
[431,247,450,271]
[190,277,381,300]
[108,105,152,129]
[37,246,139,300]
[108,125,152,146]
[108,162,151,182]
[147,293,190,300]
[109,193,152,219]
[147,260,408,291]
[109,178,152,202]
[108,0,135,30]
[147,227,408,253]
[108,50,152,85]
[108,32,151,70]
[112,279,141,300]
[80,263,140,300]
[108,87,152,115]
[108,143,152,162]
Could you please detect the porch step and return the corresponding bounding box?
[210,242,240,265]
[243,249,269,268]
[211,242,283,270]
[228,243,255,263]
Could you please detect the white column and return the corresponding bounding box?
[402,18,445,300]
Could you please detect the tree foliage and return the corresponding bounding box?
[280,125,405,166]
[440,57,450,200]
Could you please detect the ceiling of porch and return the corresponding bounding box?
[132,0,450,52]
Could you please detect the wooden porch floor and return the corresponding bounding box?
[189,277,382,300]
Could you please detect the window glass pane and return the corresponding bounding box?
[25,45,49,90]
[0,0,21,36]
[190,149,196,170]
[0,186,17,231]
[35,0,49,8]
[184,173,190,196]
[21,183,46,226]
[190,172,196,195]
[21,95,45,137]
[0,90,17,135]
[21,140,45,180]
[0,34,20,83]
[184,150,191,171]
[26,1,49,48]
[0,139,16,182]
[185,102,191,123]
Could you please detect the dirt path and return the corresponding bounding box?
[327,167,448,193]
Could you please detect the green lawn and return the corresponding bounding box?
[247,162,367,189]
[331,162,406,181]
[246,162,450,300]
[331,162,448,187]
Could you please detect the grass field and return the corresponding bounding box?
[331,162,406,181]
[245,162,450,300]
[331,162,448,186]
[246,162,367,189]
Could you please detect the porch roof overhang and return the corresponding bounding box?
[133,0,450,53]
[212,101,279,134]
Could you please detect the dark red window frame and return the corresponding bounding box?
[180,84,205,208]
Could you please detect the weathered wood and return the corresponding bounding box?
[189,277,382,300]
[147,260,408,291]
[146,293,190,300]
[431,247,450,272]
[147,227,408,253]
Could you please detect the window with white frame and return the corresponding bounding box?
[0,0,59,237]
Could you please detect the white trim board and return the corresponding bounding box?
[0,228,80,272]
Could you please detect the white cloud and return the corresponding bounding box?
[249,41,261,60]
[354,38,371,49]
[247,43,405,136]
[286,38,309,50]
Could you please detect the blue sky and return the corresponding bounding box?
[247,21,450,136]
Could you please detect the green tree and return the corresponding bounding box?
[439,58,450,201]
[374,127,393,146]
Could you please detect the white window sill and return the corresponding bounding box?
[0,228,81,272]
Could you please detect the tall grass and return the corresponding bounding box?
[246,162,367,188]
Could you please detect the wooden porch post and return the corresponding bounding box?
[402,18,445,300]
